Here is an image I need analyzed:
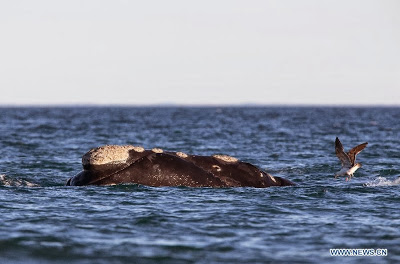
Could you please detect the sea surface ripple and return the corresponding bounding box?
[0,106,399,263]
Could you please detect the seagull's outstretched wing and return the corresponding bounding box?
[335,137,351,168]
[347,142,368,165]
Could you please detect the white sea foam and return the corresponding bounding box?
[363,176,400,187]
[0,174,39,187]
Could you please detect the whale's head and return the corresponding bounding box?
[67,145,149,186]
[66,177,72,186]
[66,170,93,186]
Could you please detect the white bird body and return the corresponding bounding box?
[334,163,362,180]
[334,137,367,181]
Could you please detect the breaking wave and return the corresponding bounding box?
[0,174,39,187]
[364,176,400,187]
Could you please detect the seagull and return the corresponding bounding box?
[334,137,368,181]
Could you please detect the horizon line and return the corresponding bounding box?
[0,102,399,108]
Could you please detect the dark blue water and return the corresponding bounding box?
[0,106,399,263]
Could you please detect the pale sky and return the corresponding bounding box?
[1,0,399,105]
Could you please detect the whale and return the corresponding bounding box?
[66,145,295,188]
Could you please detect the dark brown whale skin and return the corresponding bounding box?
[66,150,295,188]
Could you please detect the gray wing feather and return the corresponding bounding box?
[335,137,351,168]
[347,142,368,165]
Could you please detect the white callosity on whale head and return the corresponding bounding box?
[212,165,222,172]
[151,148,164,153]
[82,145,145,166]
[212,154,238,163]
[176,152,188,158]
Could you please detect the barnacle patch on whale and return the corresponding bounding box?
[176,152,188,158]
[82,145,144,166]
[152,148,164,153]
[212,154,238,163]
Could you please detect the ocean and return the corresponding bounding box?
[0,106,399,263]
